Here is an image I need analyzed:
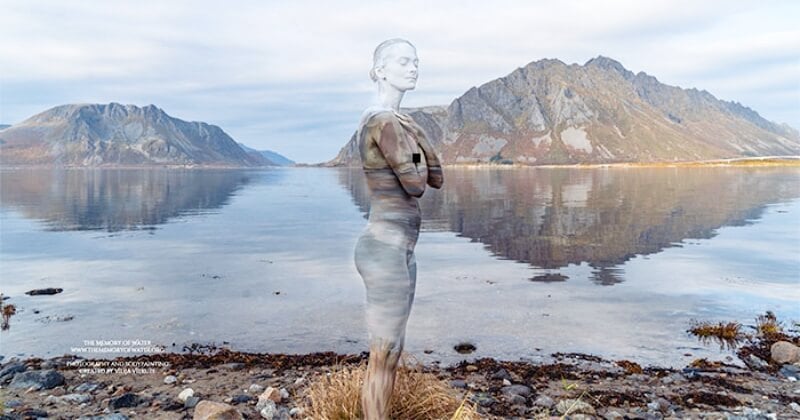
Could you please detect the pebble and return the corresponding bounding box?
[74,381,101,393]
[507,394,526,405]
[259,386,282,403]
[604,411,624,420]
[279,388,290,400]
[44,393,91,404]
[471,392,495,407]
[556,398,596,415]
[533,395,554,408]
[108,393,139,409]
[466,365,478,372]
[289,407,301,417]
[249,383,265,393]
[177,387,194,402]
[502,378,511,386]
[194,400,243,420]
[779,364,799,380]
[500,384,532,398]
[185,395,200,408]
[449,379,467,389]
[231,394,253,404]
[259,400,277,419]
[163,375,177,385]
[221,362,246,371]
[78,414,129,420]
[489,368,512,381]
[790,402,800,414]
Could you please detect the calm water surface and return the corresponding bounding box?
[1,167,798,367]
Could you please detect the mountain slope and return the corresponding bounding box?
[237,142,295,166]
[327,56,799,166]
[0,103,271,166]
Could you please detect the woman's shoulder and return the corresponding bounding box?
[360,107,401,128]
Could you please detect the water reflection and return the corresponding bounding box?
[340,167,800,281]
[0,169,256,231]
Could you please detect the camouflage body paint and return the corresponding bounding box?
[354,109,443,419]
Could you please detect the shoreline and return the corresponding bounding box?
[2,156,800,170]
[2,341,798,419]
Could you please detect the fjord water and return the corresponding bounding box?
[1,167,798,367]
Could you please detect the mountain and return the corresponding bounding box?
[326,56,800,166]
[237,142,295,166]
[0,124,10,130]
[0,103,271,166]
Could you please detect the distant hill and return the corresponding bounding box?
[238,142,294,166]
[326,56,799,166]
[0,124,10,130]
[0,103,273,166]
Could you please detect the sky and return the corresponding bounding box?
[1,0,798,164]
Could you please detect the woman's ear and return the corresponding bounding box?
[373,65,386,81]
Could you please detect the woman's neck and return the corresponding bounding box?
[377,83,405,112]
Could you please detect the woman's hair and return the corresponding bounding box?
[369,38,416,82]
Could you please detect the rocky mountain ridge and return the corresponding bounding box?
[0,103,283,166]
[327,56,799,166]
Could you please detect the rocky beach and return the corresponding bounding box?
[1,332,799,420]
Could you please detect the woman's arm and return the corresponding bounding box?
[375,115,427,197]
[416,134,443,189]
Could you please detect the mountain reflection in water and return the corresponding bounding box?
[339,167,800,284]
[0,168,258,231]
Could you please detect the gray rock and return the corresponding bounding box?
[289,407,301,417]
[108,393,139,409]
[449,379,467,389]
[185,395,200,408]
[500,384,532,397]
[556,398,596,415]
[506,394,526,405]
[604,411,625,420]
[533,395,554,408]
[177,387,194,402]
[45,393,91,404]
[259,400,277,419]
[8,369,65,390]
[249,383,265,393]
[162,375,177,385]
[489,368,512,381]
[231,394,253,404]
[790,402,800,414]
[0,362,26,383]
[748,354,770,370]
[780,364,800,380]
[276,407,291,420]
[78,415,129,420]
[770,341,800,364]
[471,392,495,407]
[221,362,246,371]
[4,399,23,408]
[74,381,101,393]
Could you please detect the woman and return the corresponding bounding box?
[354,38,444,419]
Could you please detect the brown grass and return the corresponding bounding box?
[299,359,480,420]
[688,321,744,349]
[755,311,783,338]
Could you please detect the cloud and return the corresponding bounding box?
[1,0,797,162]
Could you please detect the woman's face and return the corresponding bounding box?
[378,43,419,92]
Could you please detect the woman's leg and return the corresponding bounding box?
[355,231,416,419]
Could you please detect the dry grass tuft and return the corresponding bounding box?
[688,320,743,349]
[755,311,783,338]
[300,359,480,420]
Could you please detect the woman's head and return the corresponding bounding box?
[370,38,418,92]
